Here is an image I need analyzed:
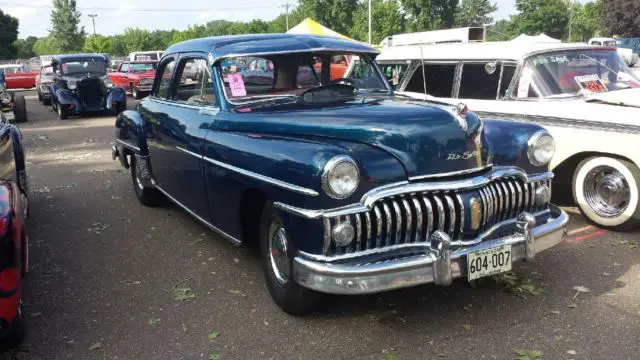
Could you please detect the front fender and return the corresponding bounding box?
[53,88,80,108]
[482,118,548,174]
[106,87,127,109]
[115,110,148,156]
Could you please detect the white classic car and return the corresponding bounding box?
[588,37,638,67]
[349,41,640,230]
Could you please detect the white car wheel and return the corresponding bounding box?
[573,156,640,230]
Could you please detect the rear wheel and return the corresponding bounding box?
[130,155,164,207]
[573,156,640,231]
[260,203,321,315]
[12,95,27,123]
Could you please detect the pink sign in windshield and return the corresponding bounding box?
[228,73,247,97]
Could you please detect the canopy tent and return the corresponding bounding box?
[286,18,352,40]
[511,33,561,43]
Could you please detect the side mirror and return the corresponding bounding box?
[485,61,498,75]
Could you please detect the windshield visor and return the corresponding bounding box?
[218,53,389,104]
[516,49,640,98]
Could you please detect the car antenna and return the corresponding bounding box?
[418,41,427,100]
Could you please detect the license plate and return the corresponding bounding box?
[467,244,512,281]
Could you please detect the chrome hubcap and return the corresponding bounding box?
[583,165,630,218]
[268,226,290,285]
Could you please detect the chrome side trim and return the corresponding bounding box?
[176,146,319,197]
[154,185,241,245]
[115,138,141,152]
[408,163,493,181]
[297,208,555,263]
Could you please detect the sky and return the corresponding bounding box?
[3,0,587,39]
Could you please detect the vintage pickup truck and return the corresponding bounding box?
[112,34,568,314]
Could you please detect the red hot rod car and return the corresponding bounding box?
[0,65,37,90]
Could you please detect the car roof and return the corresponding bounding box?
[0,64,22,68]
[164,34,378,63]
[124,60,159,64]
[53,53,108,62]
[376,41,610,62]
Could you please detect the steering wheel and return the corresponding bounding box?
[330,77,356,86]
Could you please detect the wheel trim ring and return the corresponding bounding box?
[583,165,630,218]
[268,225,290,285]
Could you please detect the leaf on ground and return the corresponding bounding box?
[173,287,198,301]
[227,289,246,297]
[572,286,591,293]
[462,324,472,330]
[208,331,220,341]
[89,342,102,350]
[492,272,545,298]
[567,350,577,355]
[209,353,221,360]
[513,348,543,360]
[148,317,161,326]
[550,310,561,315]
[384,352,400,360]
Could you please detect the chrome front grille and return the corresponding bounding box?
[326,177,551,255]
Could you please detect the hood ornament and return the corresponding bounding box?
[452,103,469,131]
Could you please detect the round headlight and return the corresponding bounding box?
[527,131,555,166]
[321,155,359,199]
[104,79,114,88]
[67,80,77,90]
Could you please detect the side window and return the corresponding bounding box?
[175,58,215,106]
[155,59,175,100]
[405,64,456,97]
[297,56,321,88]
[459,63,500,100]
[347,57,387,89]
[379,63,409,88]
[120,63,130,72]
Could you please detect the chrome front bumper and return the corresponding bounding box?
[293,205,568,295]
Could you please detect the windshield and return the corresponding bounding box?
[218,53,388,104]
[516,49,640,98]
[60,58,106,75]
[130,63,157,72]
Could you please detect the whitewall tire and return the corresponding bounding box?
[573,156,640,230]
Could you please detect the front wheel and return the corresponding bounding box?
[131,85,141,100]
[573,156,640,231]
[130,155,164,207]
[1,304,26,349]
[57,103,69,119]
[260,203,321,315]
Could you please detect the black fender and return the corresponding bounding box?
[106,87,127,109]
[53,88,81,108]
[114,110,148,166]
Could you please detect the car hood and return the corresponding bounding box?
[218,99,491,179]
[130,70,155,79]
[585,88,640,108]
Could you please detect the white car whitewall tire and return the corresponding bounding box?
[573,156,640,230]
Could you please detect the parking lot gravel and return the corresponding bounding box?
[6,92,640,360]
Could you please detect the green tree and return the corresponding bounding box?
[0,9,19,59]
[601,0,639,37]
[109,35,128,56]
[149,30,176,51]
[486,18,518,41]
[170,25,209,45]
[455,0,498,27]
[122,28,153,53]
[512,0,569,39]
[33,36,59,55]
[297,0,359,34]
[568,1,601,42]
[83,34,112,53]
[352,0,405,44]
[50,0,85,52]
[401,0,459,31]
[14,36,38,58]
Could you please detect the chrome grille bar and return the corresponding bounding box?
[355,213,362,251]
[402,198,412,244]
[365,212,372,250]
[392,200,402,245]
[374,205,383,248]
[412,197,422,243]
[456,194,464,237]
[432,195,445,231]
[383,203,392,246]
[422,197,434,241]
[506,180,516,219]
[444,194,456,238]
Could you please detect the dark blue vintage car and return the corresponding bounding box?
[50,54,127,119]
[112,34,568,314]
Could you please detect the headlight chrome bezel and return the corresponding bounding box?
[527,130,555,166]
[321,155,360,199]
